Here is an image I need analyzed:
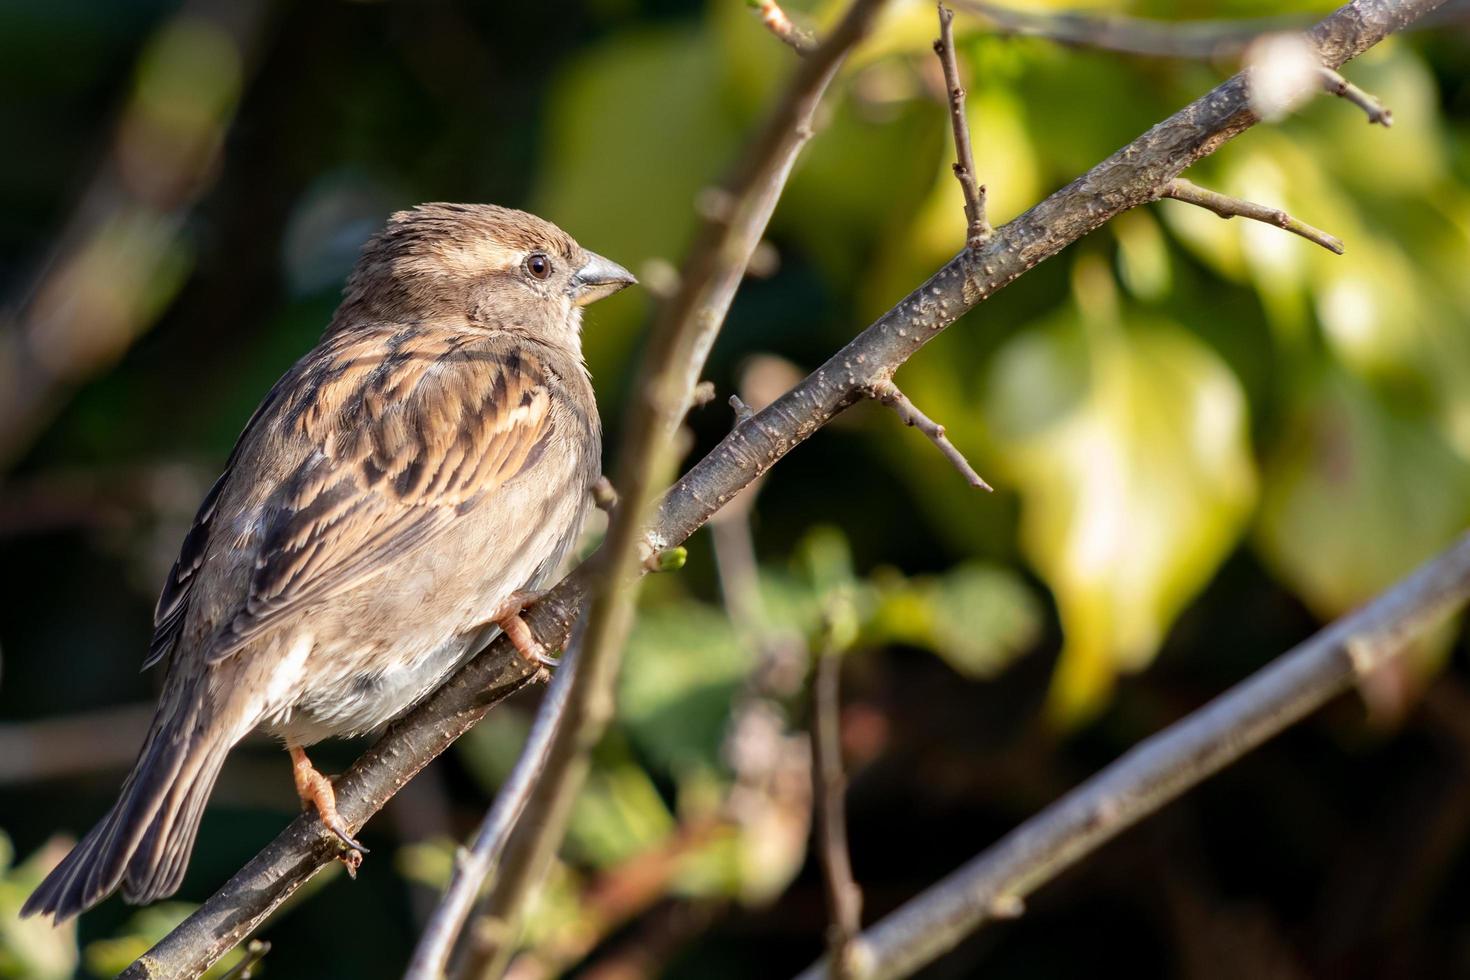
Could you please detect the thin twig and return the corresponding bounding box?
[404,639,583,980]
[220,940,270,980]
[1160,177,1345,254]
[794,533,1470,980]
[754,0,818,53]
[868,380,992,491]
[1318,65,1394,125]
[812,649,863,979]
[934,4,991,246]
[121,2,1444,975]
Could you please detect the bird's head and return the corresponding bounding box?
[335,202,636,349]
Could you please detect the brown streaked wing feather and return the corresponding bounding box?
[205,330,553,662]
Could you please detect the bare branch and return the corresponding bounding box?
[754,0,818,54]
[121,2,1445,976]
[795,532,1470,980]
[1159,177,1345,254]
[868,380,992,491]
[812,649,863,979]
[1318,65,1394,125]
[934,4,991,246]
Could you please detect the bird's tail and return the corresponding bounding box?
[21,683,237,922]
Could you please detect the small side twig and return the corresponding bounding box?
[220,940,270,980]
[935,4,991,247]
[868,380,992,491]
[753,0,818,53]
[1318,65,1393,125]
[1160,177,1345,254]
[812,648,863,979]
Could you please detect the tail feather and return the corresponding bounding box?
[21,700,233,922]
[124,738,230,904]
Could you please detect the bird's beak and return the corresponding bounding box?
[569,252,637,306]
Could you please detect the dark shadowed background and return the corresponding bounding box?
[3,0,1470,977]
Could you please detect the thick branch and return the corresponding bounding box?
[868,380,991,490]
[934,4,991,245]
[1160,177,1346,254]
[123,1,1443,976]
[795,532,1470,980]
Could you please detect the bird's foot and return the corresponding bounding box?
[490,592,558,669]
[288,744,368,869]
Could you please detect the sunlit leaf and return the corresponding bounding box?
[986,277,1257,723]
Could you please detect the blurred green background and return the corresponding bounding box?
[3,0,1470,976]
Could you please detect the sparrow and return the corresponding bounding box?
[22,203,635,922]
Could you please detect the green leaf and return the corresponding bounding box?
[872,562,1043,680]
[563,737,676,869]
[619,602,751,776]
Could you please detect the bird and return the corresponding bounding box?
[22,202,635,923]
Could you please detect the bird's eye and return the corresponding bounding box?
[525,253,552,281]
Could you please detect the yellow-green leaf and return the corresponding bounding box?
[986,292,1256,723]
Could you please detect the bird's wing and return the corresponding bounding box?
[206,329,556,662]
[149,327,556,667]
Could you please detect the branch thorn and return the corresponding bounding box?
[868,380,992,491]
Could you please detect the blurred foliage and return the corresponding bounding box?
[0,835,76,979]
[3,0,1470,977]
